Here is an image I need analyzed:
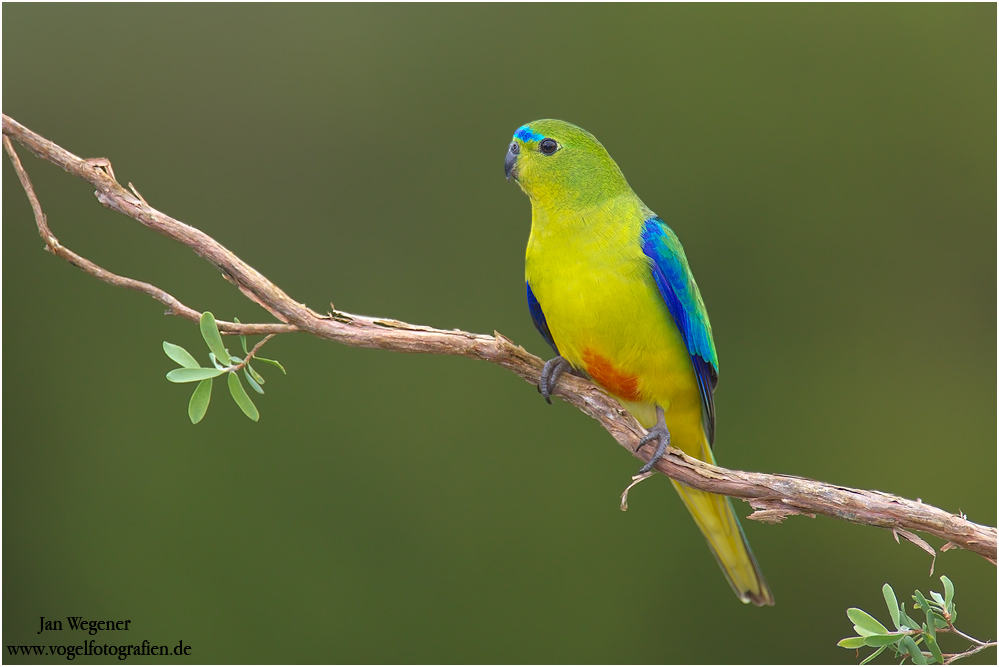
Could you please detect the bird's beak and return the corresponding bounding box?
[504,141,519,181]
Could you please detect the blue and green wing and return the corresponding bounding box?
[640,217,719,444]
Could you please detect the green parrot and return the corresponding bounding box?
[505,119,773,606]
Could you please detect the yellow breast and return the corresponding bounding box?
[524,198,702,433]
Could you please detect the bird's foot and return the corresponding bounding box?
[537,355,570,404]
[637,406,671,474]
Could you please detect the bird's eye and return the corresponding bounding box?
[539,138,559,155]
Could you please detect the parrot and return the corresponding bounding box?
[504,119,773,606]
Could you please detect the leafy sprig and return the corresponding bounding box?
[163,312,285,423]
[839,576,995,664]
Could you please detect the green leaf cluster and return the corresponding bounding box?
[838,576,958,664]
[163,313,285,423]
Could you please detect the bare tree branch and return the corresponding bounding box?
[1,132,293,336]
[4,113,995,564]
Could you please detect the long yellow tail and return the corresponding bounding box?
[671,441,774,606]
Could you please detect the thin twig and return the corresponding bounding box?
[944,620,993,648]
[3,113,996,564]
[2,134,294,337]
[939,642,997,664]
[231,334,277,372]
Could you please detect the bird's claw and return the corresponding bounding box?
[538,355,570,404]
[637,406,671,474]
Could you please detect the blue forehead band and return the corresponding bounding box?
[514,125,545,142]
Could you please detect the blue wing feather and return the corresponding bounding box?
[526,281,559,356]
[640,217,719,444]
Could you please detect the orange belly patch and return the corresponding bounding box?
[581,349,641,401]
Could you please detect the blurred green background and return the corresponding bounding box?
[4,4,995,664]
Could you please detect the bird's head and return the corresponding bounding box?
[504,119,631,208]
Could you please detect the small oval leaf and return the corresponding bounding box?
[247,364,265,385]
[228,372,259,421]
[163,341,200,369]
[254,357,286,374]
[901,635,927,665]
[167,367,226,383]
[188,379,212,424]
[837,636,868,649]
[883,583,901,629]
[863,633,905,647]
[941,575,954,610]
[914,590,940,638]
[924,632,943,665]
[200,312,230,365]
[848,608,889,636]
[244,368,265,395]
